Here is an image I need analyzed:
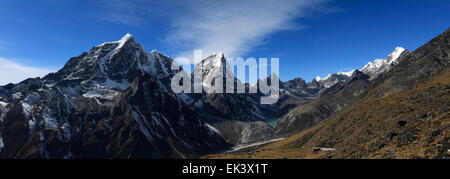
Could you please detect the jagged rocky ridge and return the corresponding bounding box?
[278,28,450,159]
[362,47,410,81]
[275,70,371,136]
[203,28,450,159]
[0,34,229,158]
[0,33,340,157]
[0,31,421,158]
[187,53,279,144]
[185,53,355,144]
[274,46,412,136]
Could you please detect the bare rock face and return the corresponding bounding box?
[187,54,352,144]
[186,54,281,144]
[275,70,371,136]
[239,121,275,144]
[0,34,229,159]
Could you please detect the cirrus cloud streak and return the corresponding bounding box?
[98,0,333,63]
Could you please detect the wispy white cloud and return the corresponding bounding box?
[165,0,330,61]
[97,0,333,63]
[0,57,54,85]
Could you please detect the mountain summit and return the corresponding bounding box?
[0,34,228,158]
[1,27,448,159]
[361,47,410,80]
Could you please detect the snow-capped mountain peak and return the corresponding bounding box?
[315,69,354,83]
[361,47,410,80]
[113,33,134,50]
[97,33,134,48]
[198,52,228,72]
[119,33,133,42]
[387,47,406,64]
[216,51,224,58]
[315,76,322,81]
[150,49,160,54]
[337,70,356,77]
[312,70,353,89]
[40,33,182,104]
[316,74,332,82]
[362,59,385,73]
[192,52,238,91]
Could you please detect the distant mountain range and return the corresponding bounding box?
[275,46,411,136]
[1,28,449,159]
[205,28,450,159]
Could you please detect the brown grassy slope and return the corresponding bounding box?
[202,69,449,159]
[204,28,450,159]
[282,69,449,159]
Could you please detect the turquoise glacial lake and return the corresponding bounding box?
[266,118,280,127]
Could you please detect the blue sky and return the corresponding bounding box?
[0,0,449,85]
